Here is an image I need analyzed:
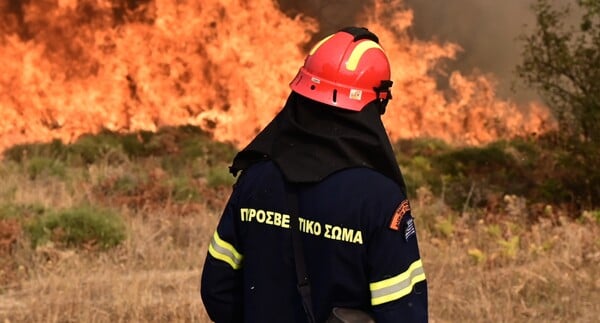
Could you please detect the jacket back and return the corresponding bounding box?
[201,160,427,323]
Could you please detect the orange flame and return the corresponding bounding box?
[363,1,553,144]
[0,0,553,155]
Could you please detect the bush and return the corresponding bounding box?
[0,203,46,220]
[3,139,67,163]
[2,131,127,166]
[26,206,126,250]
[394,134,600,213]
[395,137,450,165]
[120,131,156,158]
[430,142,531,209]
[433,144,515,176]
[158,126,237,176]
[1,125,238,174]
[168,177,201,202]
[401,155,439,197]
[68,131,129,165]
[207,166,236,188]
[517,0,600,142]
[25,156,67,180]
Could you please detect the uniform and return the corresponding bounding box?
[200,26,428,323]
[201,160,427,322]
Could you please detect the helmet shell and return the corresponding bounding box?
[290,30,391,111]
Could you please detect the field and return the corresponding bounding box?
[0,127,598,322]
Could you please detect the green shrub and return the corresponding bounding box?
[168,177,201,202]
[434,144,514,176]
[153,126,236,176]
[394,137,450,164]
[498,236,520,260]
[434,215,455,238]
[207,166,236,188]
[25,156,67,179]
[110,169,150,195]
[404,140,539,210]
[26,206,126,250]
[3,139,68,163]
[160,155,190,176]
[204,141,237,166]
[0,203,46,220]
[581,210,600,224]
[180,137,207,160]
[2,131,130,167]
[503,137,540,167]
[68,131,128,165]
[401,155,440,197]
[120,132,156,158]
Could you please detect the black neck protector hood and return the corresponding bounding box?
[230,92,406,193]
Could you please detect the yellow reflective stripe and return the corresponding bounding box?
[370,259,426,306]
[208,231,243,270]
[345,41,383,71]
[309,34,334,55]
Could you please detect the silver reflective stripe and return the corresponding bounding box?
[208,231,243,269]
[370,259,426,306]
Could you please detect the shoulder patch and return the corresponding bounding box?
[389,199,411,231]
[404,218,416,241]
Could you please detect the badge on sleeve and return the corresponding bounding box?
[389,199,411,231]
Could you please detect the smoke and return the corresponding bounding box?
[399,0,540,102]
[278,0,540,102]
[277,0,372,42]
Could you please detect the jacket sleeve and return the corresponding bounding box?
[368,198,428,323]
[201,185,244,323]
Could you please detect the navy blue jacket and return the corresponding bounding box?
[201,161,428,322]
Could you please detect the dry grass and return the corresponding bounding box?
[419,216,599,322]
[0,163,599,323]
[1,203,219,322]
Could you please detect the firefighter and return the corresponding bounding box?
[201,27,428,323]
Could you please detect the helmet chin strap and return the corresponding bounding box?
[374,80,393,114]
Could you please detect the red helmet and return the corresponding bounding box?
[290,27,393,111]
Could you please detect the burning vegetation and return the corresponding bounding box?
[0,3,599,322]
[0,0,554,154]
